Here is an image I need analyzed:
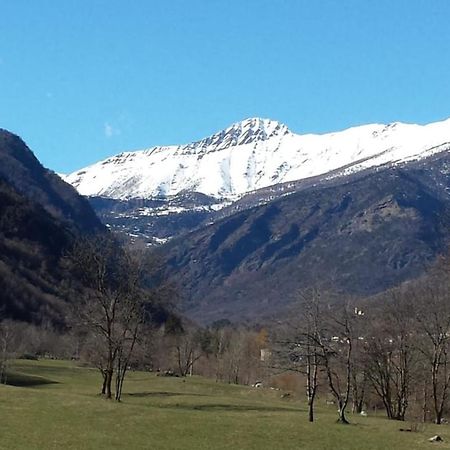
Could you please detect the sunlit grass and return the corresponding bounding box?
[0,359,449,449]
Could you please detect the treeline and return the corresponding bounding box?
[5,231,450,427]
[0,320,75,383]
[5,260,450,427]
[0,236,269,401]
[271,275,450,425]
[0,314,268,397]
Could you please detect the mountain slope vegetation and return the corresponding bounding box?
[161,155,450,323]
[0,130,105,324]
[0,130,103,233]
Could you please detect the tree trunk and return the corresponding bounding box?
[105,368,113,399]
[435,411,443,425]
[101,370,107,395]
[115,368,127,401]
[352,390,365,414]
[353,398,364,414]
[308,398,314,422]
[306,350,318,423]
[337,400,350,424]
[422,384,428,423]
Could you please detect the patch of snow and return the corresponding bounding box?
[152,236,170,244]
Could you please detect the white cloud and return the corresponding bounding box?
[104,122,121,138]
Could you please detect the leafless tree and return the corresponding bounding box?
[173,328,203,377]
[364,291,416,421]
[114,300,143,401]
[0,319,16,384]
[414,281,450,424]
[317,302,355,424]
[299,289,322,422]
[351,368,367,414]
[67,236,152,401]
[271,288,325,422]
[350,330,368,415]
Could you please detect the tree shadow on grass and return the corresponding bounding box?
[3,371,58,387]
[167,403,301,413]
[126,391,207,398]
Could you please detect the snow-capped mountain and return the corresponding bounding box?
[65,117,450,201]
[59,117,450,320]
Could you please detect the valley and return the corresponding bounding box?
[61,117,450,322]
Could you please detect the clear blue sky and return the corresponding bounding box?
[1,0,450,173]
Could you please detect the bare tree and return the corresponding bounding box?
[414,281,450,424]
[351,330,368,415]
[0,320,16,384]
[173,328,203,377]
[275,292,362,424]
[365,291,416,421]
[317,302,355,424]
[271,288,324,422]
[351,368,367,415]
[67,236,152,401]
[114,296,143,401]
[300,289,322,422]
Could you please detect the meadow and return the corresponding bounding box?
[0,359,448,450]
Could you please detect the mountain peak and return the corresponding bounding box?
[190,117,291,150]
[229,117,289,133]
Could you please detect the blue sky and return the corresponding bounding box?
[1,0,450,173]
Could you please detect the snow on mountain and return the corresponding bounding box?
[65,117,450,200]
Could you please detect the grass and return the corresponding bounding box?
[0,360,449,449]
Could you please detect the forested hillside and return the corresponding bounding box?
[0,130,104,324]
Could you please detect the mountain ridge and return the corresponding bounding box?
[0,129,103,234]
[65,117,450,201]
[158,153,450,323]
[0,129,105,324]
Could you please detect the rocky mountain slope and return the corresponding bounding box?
[161,153,450,323]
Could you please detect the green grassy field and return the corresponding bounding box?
[0,360,449,450]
